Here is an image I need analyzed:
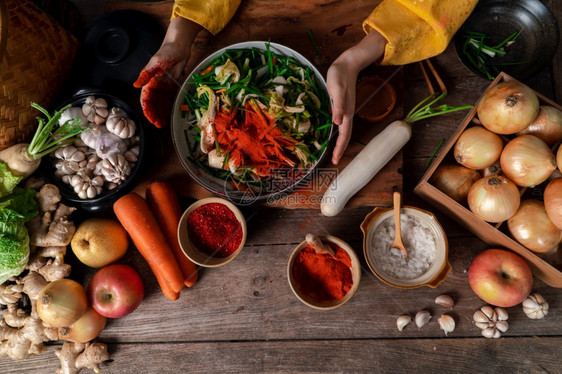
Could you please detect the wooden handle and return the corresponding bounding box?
[305,234,335,257]
[393,191,401,235]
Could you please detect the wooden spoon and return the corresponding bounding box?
[305,233,336,258]
[391,191,407,258]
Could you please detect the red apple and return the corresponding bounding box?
[468,249,533,307]
[87,264,144,318]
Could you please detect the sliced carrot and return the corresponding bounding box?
[200,64,214,76]
[179,104,190,112]
[113,193,185,295]
[146,181,198,288]
[216,88,227,93]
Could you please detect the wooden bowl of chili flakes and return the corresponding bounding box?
[178,197,247,267]
[287,235,361,310]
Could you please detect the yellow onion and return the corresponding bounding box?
[482,161,503,177]
[517,105,562,146]
[477,81,539,134]
[59,306,107,343]
[468,175,520,222]
[454,126,503,170]
[507,200,562,253]
[556,146,562,172]
[544,178,562,230]
[430,164,481,202]
[500,135,556,187]
[37,279,88,328]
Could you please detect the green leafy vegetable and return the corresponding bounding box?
[0,162,23,198]
[0,209,30,284]
[0,187,38,284]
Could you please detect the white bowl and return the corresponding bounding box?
[171,41,333,205]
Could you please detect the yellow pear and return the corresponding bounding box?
[71,218,129,268]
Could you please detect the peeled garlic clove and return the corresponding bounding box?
[438,314,455,336]
[479,305,495,320]
[396,315,412,332]
[495,320,509,333]
[473,310,489,324]
[482,327,501,339]
[522,293,549,319]
[475,321,490,330]
[415,310,432,329]
[435,294,454,309]
[495,307,508,321]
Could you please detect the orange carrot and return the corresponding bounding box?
[113,193,185,295]
[179,104,190,112]
[146,181,198,288]
[153,267,180,301]
[215,88,227,93]
[200,64,214,76]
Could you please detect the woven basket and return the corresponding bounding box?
[0,0,79,150]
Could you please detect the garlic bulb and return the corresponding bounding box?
[415,310,432,329]
[58,106,88,128]
[396,315,411,332]
[438,314,455,336]
[522,293,549,319]
[473,306,509,338]
[106,107,136,139]
[435,294,454,309]
[82,96,109,125]
[70,175,104,199]
[96,154,131,185]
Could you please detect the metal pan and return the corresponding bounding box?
[454,0,559,80]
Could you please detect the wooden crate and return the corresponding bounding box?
[415,72,562,288]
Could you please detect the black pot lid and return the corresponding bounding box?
[71,9,164,98]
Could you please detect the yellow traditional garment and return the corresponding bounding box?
[172,0,477,64]
[172,0,241,36]
[364,0,478,65]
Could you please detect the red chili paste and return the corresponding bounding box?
[187,203,243,257]
[292,243,353,302]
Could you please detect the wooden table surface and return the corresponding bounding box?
[3,1,562,373]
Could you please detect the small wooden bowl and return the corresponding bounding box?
[360,206,450,289]
[287,235,361,310]
[178,197,247,268]
[355,75,396,123]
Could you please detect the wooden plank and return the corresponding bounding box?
[56,237,560,344]
[3,337,562,373]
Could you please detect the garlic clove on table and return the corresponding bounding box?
[438,314,455,336]
[396,315,412,332]
[435,294,454,309]
[522,293,549,319]
[415,310,432,329]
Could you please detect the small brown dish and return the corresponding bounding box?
[177,197,247,268]
[361,206,450,289]
[355,75,396,123]
[287,235,361,310]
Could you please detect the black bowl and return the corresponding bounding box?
[41,90,146,212]
[453,0,559,80]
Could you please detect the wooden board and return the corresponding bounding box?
[108,0,402,208]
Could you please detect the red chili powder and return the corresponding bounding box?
[187,203,243,258]
[292,244,353,302]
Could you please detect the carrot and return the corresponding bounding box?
[200,64,214,76]
[113,193,185,295]
[179,104,190,112]
[153,267,180,301]
[215,88,227,94]
[146,181,198,287]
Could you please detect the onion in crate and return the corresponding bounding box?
[454,126,503,170]
[544,178,562,230]
[507,199,562,253]
[467,175,520,223]
[517,105,562,146]
[476,81,539,135]
[500,135,556,187]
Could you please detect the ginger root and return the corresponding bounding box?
[55,342,109,374]
[1,182,110,372]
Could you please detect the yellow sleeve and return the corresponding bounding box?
[172,0,241,36]
[363,0,478,65]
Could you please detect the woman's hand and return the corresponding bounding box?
[133,17,202,128]
[326,30,388,164]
